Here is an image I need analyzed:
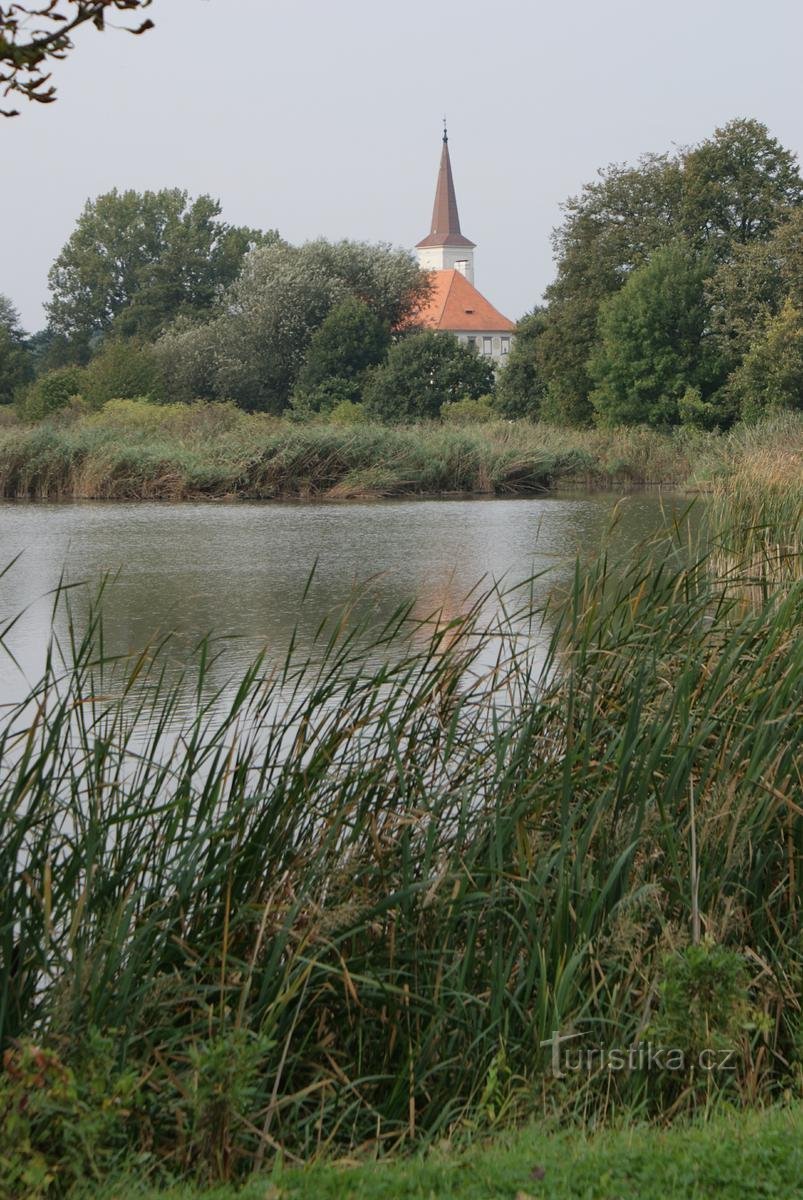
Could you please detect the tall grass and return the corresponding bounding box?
[706,423,803,590]
[2,401,799,500]
[0,508,800,1188]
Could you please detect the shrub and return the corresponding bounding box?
[441,394,496,424]
[364,331,495,422]
[82,339,161,408]
[328,398,368,425]
[16,365,85,421]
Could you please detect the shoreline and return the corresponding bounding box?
[0,405,798,503]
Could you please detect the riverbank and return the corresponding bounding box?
[0,401,800,500]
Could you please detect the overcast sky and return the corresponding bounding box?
[4,0,803,332]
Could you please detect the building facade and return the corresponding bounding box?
[414,129,515,364]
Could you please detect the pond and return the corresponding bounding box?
[0,492,697,711]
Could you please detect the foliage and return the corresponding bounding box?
[440,394,496,424]
[537,120,803,424]
[292,296,390,413]
[537,153,685,422]
[590,242,725,426]
[727,300,803,421]
[46,189,269,349]
[681,118,803,253]
[364,331,495,421]
[0,1034,139,1197]
[82,339,161,408]
[0,293,32,404]
[677,386,722,431]
[157,240,428,413]
[16,365,85,421]
[328,398,368,425]
[707,208,803,365]
[0,1,153,116]
[650,944,751,1070]
[494,308,547,419]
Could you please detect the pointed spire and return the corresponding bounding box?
[416,126,475,249]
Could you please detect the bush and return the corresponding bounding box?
[441,394,496,425]
[364,331,495,422]
[678,386,725,430]
[328,398,368,425]
[82,339,161,408]
[16,366,85,421]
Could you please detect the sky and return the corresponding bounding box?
[4,0,803,333]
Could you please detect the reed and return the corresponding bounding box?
[2,401,799,500]
[0,503,800,1190]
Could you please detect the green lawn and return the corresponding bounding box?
[84,1106,803,1199]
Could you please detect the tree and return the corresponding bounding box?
[727,300,803,420]
[17,365,85,420]
[364,331,495,422]
[707,208,803,365]
[537,154,685,423]
[590,242,725,427]
[1,1,153,116]
[47,189,270,350]
[82,338,161,408]
[157,240,429,413]
[292,296,390,413]
[536,120,802,424]
[0,294,32,404]
[681,119,803,254]
[494,309,547,419]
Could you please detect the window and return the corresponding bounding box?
[467,336,477,351]
[501,337,510,355]
[482,336,493,356]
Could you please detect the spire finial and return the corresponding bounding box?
[442,116,448,143]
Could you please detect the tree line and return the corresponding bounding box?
[2,117,802,428]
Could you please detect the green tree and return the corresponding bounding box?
[47,189,270,349]
[82,339,161,408]
[681,118,803,253]
[0,295,32,404]
[537,120,802,424]
[293,297,390,413]
[0,1,153,116]
[157,240,429,413]
[707,208,803,366]
[364,331,494,422]
[17,365,85,420]
[494,309,547,419]
[590,242,724,427]
[537,154,684,423]
[728,300,803,420]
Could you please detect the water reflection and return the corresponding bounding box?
[0,492,696,711]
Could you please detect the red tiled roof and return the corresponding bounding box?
[414,270,515,333]
[415,135,476,250]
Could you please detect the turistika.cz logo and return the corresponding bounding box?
[540,1030,739,1077]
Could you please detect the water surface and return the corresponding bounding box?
[0,492,694,710]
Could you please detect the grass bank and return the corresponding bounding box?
[83,1105,803,1199]
[0,401,800,500]
[1,490,801,1194]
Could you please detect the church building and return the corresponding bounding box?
[414,128,515,363]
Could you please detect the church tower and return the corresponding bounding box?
[415,126,476,283]
[412,126,515,364]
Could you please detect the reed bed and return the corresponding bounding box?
[706,433,803,592]
[2,401,800,501]
[0,510,801,1192]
